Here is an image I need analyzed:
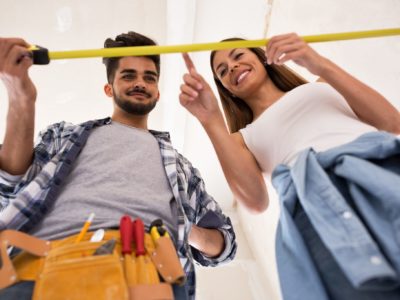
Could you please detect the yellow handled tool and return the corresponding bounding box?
[150,219,170,244]
[29,28,400,65]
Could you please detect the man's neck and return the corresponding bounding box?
[111,113,148,130]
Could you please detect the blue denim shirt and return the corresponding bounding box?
[272,131,400,300]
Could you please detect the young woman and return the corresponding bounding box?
[179,33,400,300]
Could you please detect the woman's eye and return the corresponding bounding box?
[219,69,227,77]
[235,53,243,60]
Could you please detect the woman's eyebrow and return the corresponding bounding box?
[215,49,238,72]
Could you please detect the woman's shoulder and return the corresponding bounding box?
[281,82,340,106]
[240,82,338,132]
[293,81,333,93]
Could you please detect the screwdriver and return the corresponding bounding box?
[133,218,159,284]
[120,215,136,286]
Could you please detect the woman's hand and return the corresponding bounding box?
[266,34,400,133]
[180,56,269,213]
[265,33,327,76]
[179,53,224,126]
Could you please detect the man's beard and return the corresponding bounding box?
[113,88,157,115]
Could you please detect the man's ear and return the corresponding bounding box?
[156,91,160,101]
[104,83,113,97]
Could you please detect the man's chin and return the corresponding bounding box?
[116,99,157,115]
[127,94,147,101]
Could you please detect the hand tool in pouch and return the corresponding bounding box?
[150,219,186,286]
[120,215,136,286]
[93,238,116,256]
[133,219,159,284]
[150,219,170,242]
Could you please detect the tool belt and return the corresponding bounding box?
[0,229,185,300]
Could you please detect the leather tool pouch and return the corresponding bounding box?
[0,230,186,300]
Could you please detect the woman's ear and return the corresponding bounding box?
[104,83,113,97]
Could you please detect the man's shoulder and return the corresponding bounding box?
[34,118,111,149]
[149,129,171,140]
[39,117,111,136]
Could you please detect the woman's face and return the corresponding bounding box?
[212,48,268,99]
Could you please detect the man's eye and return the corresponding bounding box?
[122,75,133,79]
[145,76,157,82]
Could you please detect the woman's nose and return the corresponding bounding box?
[229,64,239,73]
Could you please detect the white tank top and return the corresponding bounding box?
[239,82,377,176]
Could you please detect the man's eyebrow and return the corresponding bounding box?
[215,49,237,72]
[120,69,136,74]
[144,70,158,77]
[120,69,158,77]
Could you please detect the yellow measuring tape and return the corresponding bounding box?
[30,28,400,64]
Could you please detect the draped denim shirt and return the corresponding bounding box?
[0,117,237,299]
[272,131,400,300]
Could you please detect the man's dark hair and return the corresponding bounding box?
[102,31,160,83]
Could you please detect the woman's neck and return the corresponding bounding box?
[247,81,286,120]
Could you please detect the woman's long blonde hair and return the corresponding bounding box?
[210,38,308,133]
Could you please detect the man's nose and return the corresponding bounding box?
[133,79,146,90]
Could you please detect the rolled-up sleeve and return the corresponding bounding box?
[0,169,24,196]
[0,122,64,210]
[189,169,237,266]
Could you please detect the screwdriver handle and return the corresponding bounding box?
[133,219,145,256]
[120,215,133,255]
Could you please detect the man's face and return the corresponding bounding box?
[106,56,160,115]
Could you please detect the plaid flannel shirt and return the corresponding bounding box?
[0,117,237,298]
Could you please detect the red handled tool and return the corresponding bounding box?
[120,215,136,285]
[133,218,159,284]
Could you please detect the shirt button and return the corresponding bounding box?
[342,211,353,219]
[370,256,382,265]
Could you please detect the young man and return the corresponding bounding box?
[0,32,236,299]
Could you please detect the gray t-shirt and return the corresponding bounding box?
[30,121,177,241]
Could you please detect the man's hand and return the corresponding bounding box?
[0,37,37,103]
[0,37,36,175]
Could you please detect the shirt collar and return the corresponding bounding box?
[95,117,171,140]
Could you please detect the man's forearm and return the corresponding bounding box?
[188,224,225,258]
[0,37,37,175]
[0,101,35,175]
